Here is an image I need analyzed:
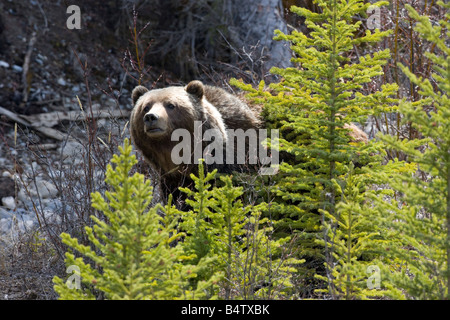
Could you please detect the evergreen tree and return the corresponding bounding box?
[53,139,218,299]
[232,0,398,296]
[315,164,405,299]
[174,160,301,299]
[374,1,450,299]
[211,176,301,299]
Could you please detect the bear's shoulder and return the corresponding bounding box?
[203,85,262,131]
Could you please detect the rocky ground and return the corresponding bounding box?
[0,1,164,299]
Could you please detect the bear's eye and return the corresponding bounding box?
[166,103,175,110]
[143,105,151,113]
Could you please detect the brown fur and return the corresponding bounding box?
[344,123,368,144]
[130,80,261,206]
[130,80,367,208]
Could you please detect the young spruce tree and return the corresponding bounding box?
[53,139,219,299]
[374,2,450,299]
[173,160,300,299]
[232,0,399,298]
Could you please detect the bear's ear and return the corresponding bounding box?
[186,80,204,100]
[131,86,149,105]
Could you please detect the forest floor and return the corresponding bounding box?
[0,1,167,300]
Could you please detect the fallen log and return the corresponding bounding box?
[21,109,130,128]
[0,106,130,141]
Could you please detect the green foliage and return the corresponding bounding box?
[53,143,298,300]
[174,160,302,299]
[52,139,216,300]
[51,0,449,301]
[232,0,399,297]
[315,165,404,299]
[374,2,450,299]
[212,177,301,299]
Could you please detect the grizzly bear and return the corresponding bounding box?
[130,80,261,207]
[130,80,368,208]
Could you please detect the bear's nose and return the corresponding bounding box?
[144,113,159,125]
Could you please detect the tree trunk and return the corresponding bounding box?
[229,0,292,73]
[132,0,292,80]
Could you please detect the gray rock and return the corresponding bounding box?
[1,196,16,210]
[35,179,59,199]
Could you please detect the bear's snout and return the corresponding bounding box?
[144,113,159,125]
[143,112,166,136]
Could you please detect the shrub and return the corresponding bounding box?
[52,139,217,299]
[374,1,450,299]
[231,0,402,298]
[174,160,301,299]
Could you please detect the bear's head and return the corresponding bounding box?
[131,81,208,139]
[130,80,227,174]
